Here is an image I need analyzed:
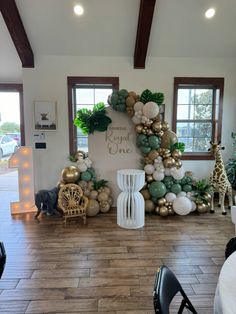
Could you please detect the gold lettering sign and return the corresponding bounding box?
[105,126,133,155]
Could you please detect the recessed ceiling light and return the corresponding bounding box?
[74,4,84,16]
[205,8,215,19]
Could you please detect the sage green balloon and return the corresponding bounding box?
[170,183,182,194]
[140,146,151,154]
[148,135,160,149]
[81,170,92,182]
[182,184,192,193]
[149,181,166,198]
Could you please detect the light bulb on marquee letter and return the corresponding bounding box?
[8,147,37,214]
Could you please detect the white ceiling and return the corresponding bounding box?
[1,0,236,76]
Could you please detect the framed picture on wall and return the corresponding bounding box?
[34,101,57,131]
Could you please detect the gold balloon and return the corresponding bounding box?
[158,131,164,137]
[98,192,109,202]
[145,200,155,213]
[87,199,100,216]
[159,206,169,216]
[155,206,160,214]
[152,121,162,133]
[103,186,112,195]
[172,149,182,160]
[161,130,178,149]
[141,189,151,200]
[57,181,65,189]
[185,171,193,177]
[87,181,94,190]
[135,124,143,134]
[61,166,80,183]
[148,150,159,161]
[163,157,176,168]
[100,201,110,213]
[90,190,98,200]
[168,207,175,215]
[108,197,113,206]
[197,203,208,214]
[175,160,182,169]
[78,180,87,190]
[146,174,154,183]
[162,121,170,131]
[146,129,154,136]
[204,192,212,202]
[157,197,166,206]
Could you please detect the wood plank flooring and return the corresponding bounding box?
[0,206,234,313]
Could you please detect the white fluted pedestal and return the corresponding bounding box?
[117,169,145,229]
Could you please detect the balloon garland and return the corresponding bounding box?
[108,88,210,216]
[58,151,113,217]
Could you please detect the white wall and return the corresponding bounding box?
[22,55,236,195]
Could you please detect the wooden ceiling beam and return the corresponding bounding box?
[0,0,34,68]
[134,0,156,69]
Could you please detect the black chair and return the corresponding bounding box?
[153,265,197,314]
[225,237,236,260]
[0,242,6,278]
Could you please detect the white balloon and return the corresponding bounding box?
[173,196,192,215]
[191,201,197,212]
[172,167,185,180]
[134,101,144,112]
[153,171,164,181]
[177,191,187,197]
[164,168,171,176]
[143,101,159,119]
[132,116,141,125]
[77,162,87,172]
[165,192,177,202]
[186,192,193,199]
[144,164,155,175]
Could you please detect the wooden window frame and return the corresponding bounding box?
[172,77,224,160]
[67,76,119,155]
[0,84,25,146]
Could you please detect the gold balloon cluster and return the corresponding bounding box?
[125,91,140,117]
[141,190,175,217]
[195,192,211,213]
[58,161,113,217]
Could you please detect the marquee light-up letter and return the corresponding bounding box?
[8,147,37,214]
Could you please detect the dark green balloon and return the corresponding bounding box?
[149,181,167,198]
[170,183,182,194]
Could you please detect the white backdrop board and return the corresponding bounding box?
[89,107,142,203]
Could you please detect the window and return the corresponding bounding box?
[67,77,119,154]
[173,77,224,160]
[0,84,25,147]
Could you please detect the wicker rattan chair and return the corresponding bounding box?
[58,184,88,226]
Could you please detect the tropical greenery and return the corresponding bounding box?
[74,102,112,135]
[192,179,212,204]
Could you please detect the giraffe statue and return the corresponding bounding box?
[208,141,233,215]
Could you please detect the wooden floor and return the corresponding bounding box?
[0,206,234,314]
